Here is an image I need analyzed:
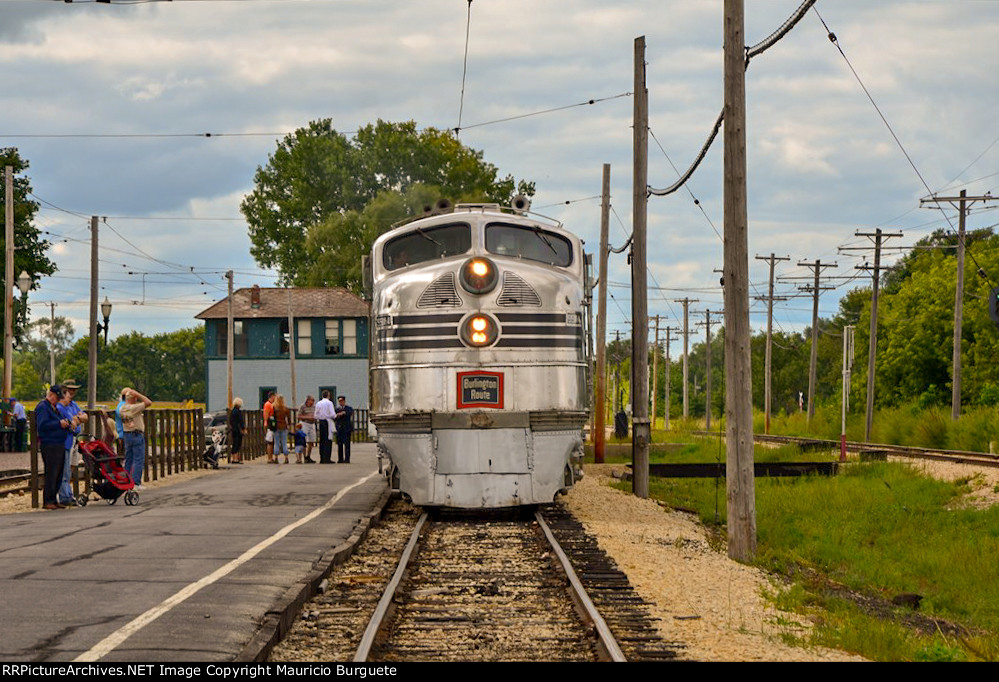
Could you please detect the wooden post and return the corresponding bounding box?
[631,35,650,499]
[4,166,13,407]
[88,216,98,410]
[227,271,234,410]
[755,253,789,433]
[723,0,757,562]
[30,410,39,508]
[594,164,611,463]
[919,191,996,420]
[651,315,660,431]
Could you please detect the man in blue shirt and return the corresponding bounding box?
[35,385,71,509]
[56,382,86,505]
[10,398,26,451]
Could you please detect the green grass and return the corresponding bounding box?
[765,403,999,453]
[601,425,999,661]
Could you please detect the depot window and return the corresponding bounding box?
[485,223,573,267]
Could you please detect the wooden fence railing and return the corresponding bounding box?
[28,408,206,509]
[26,406,373,508]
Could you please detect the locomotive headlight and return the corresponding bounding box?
[460,313,499,347]
[459,257,498,295]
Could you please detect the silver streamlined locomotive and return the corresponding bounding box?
[366,198,590,508]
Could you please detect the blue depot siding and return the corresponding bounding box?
[202,316,370,412]
[205,358,369,412]
[204,318,368,360]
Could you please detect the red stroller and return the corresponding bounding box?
[77,437,139,507]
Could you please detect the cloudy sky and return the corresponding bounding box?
[2,0,998,352]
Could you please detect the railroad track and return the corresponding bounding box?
[694,431,999,469]
[271,499,682,662]
[0,471,30,498]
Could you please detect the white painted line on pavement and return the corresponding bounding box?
[74,470,380,662]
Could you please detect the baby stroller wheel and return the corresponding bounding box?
[107,496,117,505]
[124,491,139,506]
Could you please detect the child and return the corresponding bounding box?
[293,422,307,464]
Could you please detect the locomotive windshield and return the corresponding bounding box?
[485,223,573,267]
[383,223,471,271]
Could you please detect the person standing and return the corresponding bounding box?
[56,382,87,505]
[114,389,128,458]
[35,385,71,509]
[228,397,245,464]
[9,398,26,452]
[263,391,276,463]
[334,395,354,464]
[119,388,152,489]
[298,395,317,463]
[272,394,291,464]
[293,422,307,464]
[314,390,335,464]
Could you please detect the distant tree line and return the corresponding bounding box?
[606,228,999,419]
[12,323,204,404]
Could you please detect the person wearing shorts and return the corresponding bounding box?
[298,395,317,463]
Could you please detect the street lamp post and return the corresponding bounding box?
[15,271,30,331]
[96,297,112,345]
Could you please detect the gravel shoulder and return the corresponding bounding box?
[563,464,866,662]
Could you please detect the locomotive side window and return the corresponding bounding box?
[485,223,573,267]
[383,223,471,271]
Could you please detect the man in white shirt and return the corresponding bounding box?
[313,390,336,464]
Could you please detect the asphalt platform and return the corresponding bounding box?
[0,442,389,662]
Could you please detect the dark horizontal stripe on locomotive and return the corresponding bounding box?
[495,313,576,324]
[377,325,459,339]
[392,313,465,325]
[496,337,582,348]
[499,325,583,338]
[377,338,466,350]
[378,337,581,351]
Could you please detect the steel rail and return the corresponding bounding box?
[352,510,428,662]
[698,431,999,468]
[757,433,999,465]
[535,510,627,662]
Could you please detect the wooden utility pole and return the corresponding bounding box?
[674,297,698,419]
[840,325,855,461]
[852,228,902,441]
[664,327,676,430]
[651,315,660,430]
[919,190,996,420]
[226,270,234,409]
[754,253,789,433]
[794,259,836,421]
[87,216,99,410]
[723,0,756,562]
[631,35,650,499]
[49,302,57,384]
[3,167,13,405]
[698,310,720,430]
[594,164,611,463]
[287,287,297,408]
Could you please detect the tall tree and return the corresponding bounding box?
[241,119,534,284]
[0,148,58,345]
[60,327,205,403]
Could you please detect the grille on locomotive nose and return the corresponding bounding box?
[417,273,464,308]
[496,271,542,307]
